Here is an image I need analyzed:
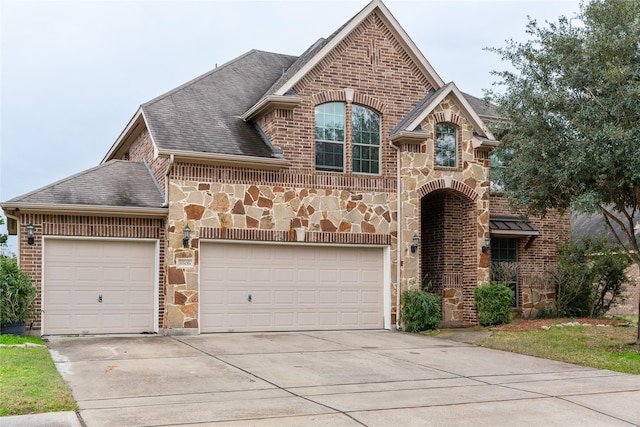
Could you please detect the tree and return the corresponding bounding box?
[487,0,640,343]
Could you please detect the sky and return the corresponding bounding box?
[0,0,581,250]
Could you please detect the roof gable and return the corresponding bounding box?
[255,0,444,103]
[393,82,496,140]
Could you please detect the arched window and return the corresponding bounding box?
[315,102,381,174]
[435,123,458,168]
[351,105,380,174]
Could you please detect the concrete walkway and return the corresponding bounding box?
[5,330,640,426]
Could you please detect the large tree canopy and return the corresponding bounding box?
[487,0,640,339]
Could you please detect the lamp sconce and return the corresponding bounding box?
[410,233,419,254]
[26,223,35,245]
[182,225,191,248]
[482,236,491,253]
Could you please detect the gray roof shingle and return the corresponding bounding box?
[6,160,164,208]
[142,50,297,158]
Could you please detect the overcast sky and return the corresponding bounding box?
[1,0,580,249]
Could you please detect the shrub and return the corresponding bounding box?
[554,238,631,317]
[401,289,441,332]
[0,257,36,325]
[474,283,513,326]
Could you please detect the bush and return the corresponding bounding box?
[555,238,631,317]
[474,283,513,326]
[401,289,441,332]
[0,257,36,325]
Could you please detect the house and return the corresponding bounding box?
[1,0,568,335]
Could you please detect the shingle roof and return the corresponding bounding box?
[462,92,499,119]
[142,50,297,158]
[5,160,164,208]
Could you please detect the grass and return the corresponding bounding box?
[0,335,77,416]
[474,318,640,375]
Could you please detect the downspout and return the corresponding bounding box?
[389,139,402,330]
[162,154,175,207]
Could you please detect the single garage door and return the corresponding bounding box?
[200,242,384,333]
[43,239,156,335]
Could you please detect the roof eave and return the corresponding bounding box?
[389,131,429,146]
[472,137,500,150]
[157,149,290,170]
[1,202,167,218]
[490,229,541,237]
[241,95,302,121]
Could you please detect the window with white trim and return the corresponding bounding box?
[435,123,458,168]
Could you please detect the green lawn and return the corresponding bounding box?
[0,335,76,416]
[474,320,640,375]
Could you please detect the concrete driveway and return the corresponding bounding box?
[46,330,640,426]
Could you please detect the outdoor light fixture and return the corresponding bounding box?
[482,236,491,253]
[182,225,191,248]
[410,233,419,254]
[26,223,34,245]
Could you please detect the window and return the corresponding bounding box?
[351,105,380,174]
[435,123,457,167]
[315,102,345,172]
[490,237,519,307]
[314,102,380,174]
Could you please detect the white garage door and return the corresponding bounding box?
[200,242,384,333]
[43,239,156,335]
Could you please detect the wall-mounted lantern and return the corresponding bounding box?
[482,236,491,253]
[410,233,419,254]
[26,223,35,245]
[182,225,191,248]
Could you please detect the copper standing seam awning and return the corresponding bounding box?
[489,216,540,248]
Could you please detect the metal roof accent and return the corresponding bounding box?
[490,216,540,236]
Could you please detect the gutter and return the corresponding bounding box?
[157,149,290,170]
[163,154,175,207]
[389,138,402,330]
[0,203,167,218]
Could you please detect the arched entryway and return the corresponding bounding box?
[420,189,476,325]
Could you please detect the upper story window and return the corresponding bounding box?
[315,102,345,172]
[352,105,380,174]
[435,123,458,168]
[315,102,380,174]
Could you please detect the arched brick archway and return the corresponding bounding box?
[419,181,478,325]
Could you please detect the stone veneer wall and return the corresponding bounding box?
[399,97,492,325]
[17,213,166,331]
[489,195,570,317]
[164,163,398,330]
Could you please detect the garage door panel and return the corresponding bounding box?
[44,239,156,335]
[201,243,384,332]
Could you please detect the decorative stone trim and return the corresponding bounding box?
[200,227,390,245]
[417,178,478,201]
[172,164,396,192]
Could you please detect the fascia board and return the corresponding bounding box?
[0,202,167,218]
[101,108,146,163]
[241,95,302,121]
[157,149,290,170]
[406,83,496,140]
[273,0,445,97]
[490,229,541,237]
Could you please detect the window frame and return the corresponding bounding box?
[435,122,459,168]
[490,237,519,308]
[351,104,381,175]
[314,102,346,172]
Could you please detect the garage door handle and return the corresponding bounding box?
[247,294,252,302]
[98,294,103,303]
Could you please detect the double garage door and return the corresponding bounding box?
[43,239,156,335]
[200,242,386,333]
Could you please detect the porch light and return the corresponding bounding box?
[182,225,191,248]
[410,233,419,254]
[482,236,491,253]
[26,223,34,245]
